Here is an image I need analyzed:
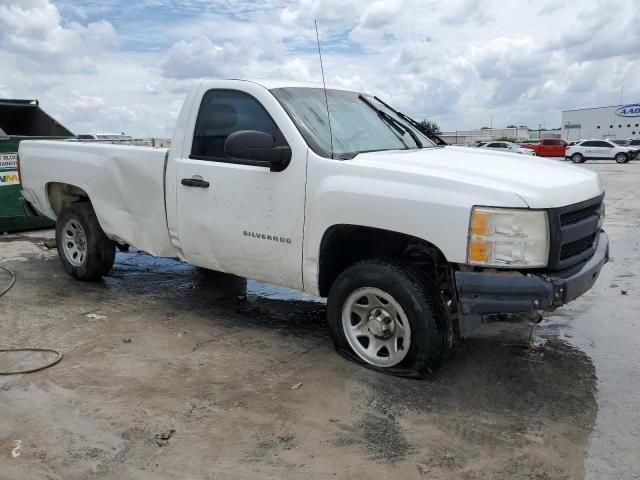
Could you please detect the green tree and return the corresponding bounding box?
[418,120,441,134]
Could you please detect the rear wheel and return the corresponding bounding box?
[615,152,628,164]
[56,203,116,281]
[571,153,585,163]
[327,258,450,378]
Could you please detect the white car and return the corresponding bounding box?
[565,139,640,164]
[18,79,608,377]
[480,141,536,155]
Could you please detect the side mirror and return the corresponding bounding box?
[224,130,292,172]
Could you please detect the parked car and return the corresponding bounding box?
[521,138,567,157]
[19,79,609,377]
[480,141,536,155]
[565,139,640,163]
[628,138,640,146]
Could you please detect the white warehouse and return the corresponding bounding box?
[561,103,640,142]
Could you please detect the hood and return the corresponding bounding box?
[352,146,603,209]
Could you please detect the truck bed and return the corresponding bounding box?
[20,140,176,257]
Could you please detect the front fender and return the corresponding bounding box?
[302,155,527,294]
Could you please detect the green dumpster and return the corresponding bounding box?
[0,99,74,232]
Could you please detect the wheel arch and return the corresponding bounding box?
[317,224,451,298]
[46,182,91,217]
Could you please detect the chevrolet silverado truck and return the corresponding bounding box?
[18,79,609,377]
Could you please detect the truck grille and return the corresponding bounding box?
[548,194,604,271]
[560,203,601,226]
[560,233,597,260]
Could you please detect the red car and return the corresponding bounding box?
[521,138,568,157]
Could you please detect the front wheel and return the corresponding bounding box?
[327,258,451,378]
[615,152,628,164]
[56,203,116,281]
[571,153,585,163]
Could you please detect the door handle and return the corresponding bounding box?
[181,178,210,188]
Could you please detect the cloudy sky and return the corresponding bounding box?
[1,0,639,137]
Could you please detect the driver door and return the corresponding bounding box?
[174,88,307,289]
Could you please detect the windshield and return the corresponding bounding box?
[271,87,436,159]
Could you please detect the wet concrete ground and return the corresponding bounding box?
[0,159,638,479]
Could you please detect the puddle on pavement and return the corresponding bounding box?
[94,250,329,337]
[107,249,323,304]
[246,279,324,303]
[329,334,598,473]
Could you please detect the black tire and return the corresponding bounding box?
[571,153,585,163]
[56,203,116,281]
[327,258,451,378]
[615,152,628,164]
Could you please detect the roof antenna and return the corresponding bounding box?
[315,20,334,159]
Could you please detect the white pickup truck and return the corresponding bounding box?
[19,79,609,377]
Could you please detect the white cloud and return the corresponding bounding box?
[67,95,105,110]
[0,0,638,137]
[162,37,242,79]
[0,0,117,73]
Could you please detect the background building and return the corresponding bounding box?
[561,103,640,142]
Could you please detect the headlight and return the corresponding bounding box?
[467,207,549,268]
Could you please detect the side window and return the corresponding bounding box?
[486,143,498,148]
[191,90,287,161]
[581,141,597,147]
[542,140,550,145]
[595,141,613,147]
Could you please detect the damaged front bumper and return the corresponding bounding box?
[455,231,609,319]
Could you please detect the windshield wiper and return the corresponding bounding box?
[373,96,447,146]
[358,95,422,148]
